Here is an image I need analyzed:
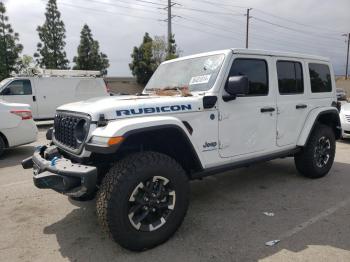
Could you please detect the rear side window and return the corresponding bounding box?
[277,61,304,94]
[1,80,32,95]
[308,63,332,93]
[228,58,268,96]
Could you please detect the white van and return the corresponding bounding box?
[0,70,109,120]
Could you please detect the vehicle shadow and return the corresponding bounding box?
[42,158,350,261]
[0,145,36,169]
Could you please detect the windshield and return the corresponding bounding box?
[145,54,225,93]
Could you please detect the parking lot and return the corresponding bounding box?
[0,125,350,262]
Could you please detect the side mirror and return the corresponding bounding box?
[223,76,249,102]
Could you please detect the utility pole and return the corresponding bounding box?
[245,8,252,49]
[343,33,350,80]
[167,0,173,56]
[162,1,178,56]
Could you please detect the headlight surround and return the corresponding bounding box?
[74,119,89,143]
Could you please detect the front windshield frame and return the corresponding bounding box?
[0,78,11,91]
[144,53,226,93]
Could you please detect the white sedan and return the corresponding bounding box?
[0,99,38,157]
[340,102,350,139]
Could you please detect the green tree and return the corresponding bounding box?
[0,2,23,80]
[129,32,155,85]
[34,0,69,69]
[166,34,179,60]
[129,33,181,85]
[152,35,181,66]
[17,55,36,73]
[73,24,109,75]
[152,35,167,67]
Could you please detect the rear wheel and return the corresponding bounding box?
[96,151,189,251]
[295,124,335,178]
[0,136,5,157]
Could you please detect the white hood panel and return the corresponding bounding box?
[57,95,204,120]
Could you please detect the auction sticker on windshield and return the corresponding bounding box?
[189,74,211,85]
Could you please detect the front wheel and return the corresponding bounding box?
[295,124,336,178]
[96,151,189,251]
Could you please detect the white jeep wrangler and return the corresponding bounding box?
[23,48,341,251]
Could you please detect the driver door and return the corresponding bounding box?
[218,56,277,158]
[0,79,38,118]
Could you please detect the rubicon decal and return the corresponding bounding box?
[116,104,192,117]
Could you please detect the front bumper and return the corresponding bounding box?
[22,145,97,197]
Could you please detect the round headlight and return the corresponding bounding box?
[74,119,88,143]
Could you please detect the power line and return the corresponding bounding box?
[180,14,344,52]
[58,2,164,22]
[131,0,167,7]
[253,8,344,35]
[177,0,248,10]
[172,21,243,42]
[252,16,344,41]
[58,0,346,58]
[173,5,243,16]
[175,0,345,38]
[179,17,243,42]
[74,0,166,15]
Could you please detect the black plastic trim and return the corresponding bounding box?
[53,111,91,155]
[304,109,342,143]
[30,146,97,197]
[87,124,203,170]
[203,96,218,109]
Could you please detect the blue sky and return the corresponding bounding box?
[3,0,350,76]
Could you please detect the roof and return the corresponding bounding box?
[161,48,330,65]
[232,48,329,61]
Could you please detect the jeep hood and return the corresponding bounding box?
[57,95,204,121]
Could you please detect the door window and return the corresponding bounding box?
[1,80,32,95]
[277,61,304,94]
[227,58,268,96]
[308,63,332,93]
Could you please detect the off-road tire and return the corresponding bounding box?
[295,123,335,178]
[96,151,189,251]
[0,136,5,158]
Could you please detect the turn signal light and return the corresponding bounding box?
[108,136,124,146]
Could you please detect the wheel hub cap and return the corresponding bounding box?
[314,136,331,168]
[128,176,176,232]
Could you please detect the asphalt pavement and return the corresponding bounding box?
[0,127,350,262]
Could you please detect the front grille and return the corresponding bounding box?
[345,115,350,123]
[54,112,90,152]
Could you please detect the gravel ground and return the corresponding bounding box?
[0,126,350,262]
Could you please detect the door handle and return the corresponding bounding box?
[32,96,36,102]
[260,107,275,113]
[296,104,307,109]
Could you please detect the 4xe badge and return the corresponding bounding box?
[203,141,217,152]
